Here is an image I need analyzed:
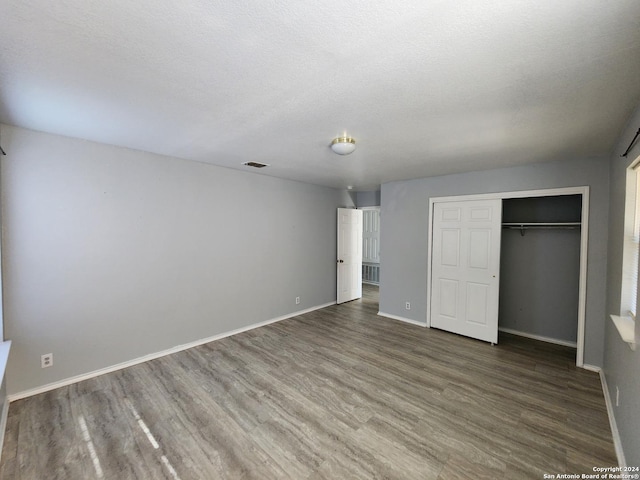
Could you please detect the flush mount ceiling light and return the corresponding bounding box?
[330,136,356,155]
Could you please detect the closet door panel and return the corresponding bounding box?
[430,199,501,344]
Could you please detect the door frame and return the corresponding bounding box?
[426,186,590,367]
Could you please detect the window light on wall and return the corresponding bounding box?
[611,158,640,350]
[621,162,640,317]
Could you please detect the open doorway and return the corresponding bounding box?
[360,206,380,308]
[499,194,582,348]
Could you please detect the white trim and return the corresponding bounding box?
[0,341,10,463]
[598,369,627,468]
[498,327,577,348]
[378,311,427,327]
[0,396,8,463]
[577,187,589,367]
[427,186,590,204]
[426,200,435,326]
[609,315,637,350]
[426,186,589,368]
[581,363,601,373]
[8,302,335,402]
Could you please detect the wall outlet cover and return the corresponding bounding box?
[41,353,53,368]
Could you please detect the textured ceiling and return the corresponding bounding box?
[1,1,640,190]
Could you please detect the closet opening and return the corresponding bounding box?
[499,195,582,350]
[426,186,589,367]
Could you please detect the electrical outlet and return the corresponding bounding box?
[41,353,53,368]
[616,386,620,407]
[405,302,411,310]
[295,296,300,305]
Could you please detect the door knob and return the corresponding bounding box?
[338,259,344,263]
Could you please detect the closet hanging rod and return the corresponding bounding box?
[502,225,581,230]
[501,222,581,227]
[502,222,581,236]
[621,127,640,157]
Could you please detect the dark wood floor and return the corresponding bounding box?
[0,285,617,479]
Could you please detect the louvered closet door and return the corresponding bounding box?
[430,200,502,344]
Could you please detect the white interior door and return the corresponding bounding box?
[337,208,363,304]
[362,208,381,263]
[430,199,502,344]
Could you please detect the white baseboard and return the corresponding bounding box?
[0,394,9,462]
[0,341,11,463]
[377,311,427,327]
[581,364,601,373]
[598,369,626,468]
[498,327,577,348]
[8,301,335,402]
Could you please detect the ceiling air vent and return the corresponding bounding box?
[243,161,269,168]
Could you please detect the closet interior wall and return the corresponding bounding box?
[498,195,582,345]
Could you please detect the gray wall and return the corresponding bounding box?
[499,196,582,343]
[499,229,581,342]
[1,124,347,396]
[0,147,3,343]
[355,190,381,208]
[604,105,640,466]
[379,155,610,367]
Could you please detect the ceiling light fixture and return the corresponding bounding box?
[330,136,356,155]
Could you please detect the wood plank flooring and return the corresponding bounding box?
[0,285,617,479]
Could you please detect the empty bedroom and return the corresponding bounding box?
[0,1,639,478]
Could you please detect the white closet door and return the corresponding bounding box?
[430,199,502,344]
